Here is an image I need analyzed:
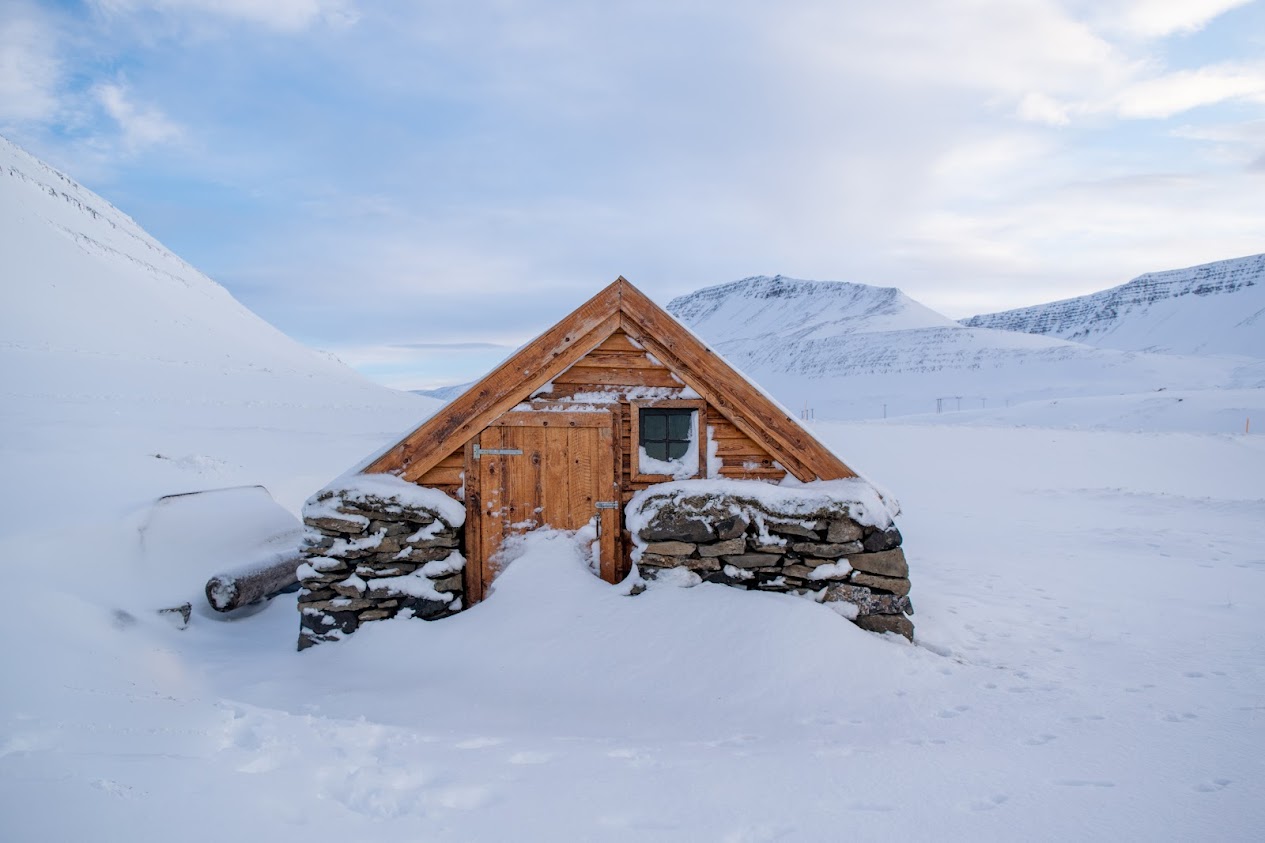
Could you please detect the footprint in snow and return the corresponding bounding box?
[1193,778,1231,793]
[1023,733,1058,746]
[968,794,1009,811]
[455,736,505,749]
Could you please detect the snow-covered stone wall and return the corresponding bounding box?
[627,480,914,639]
[297,474,466,650]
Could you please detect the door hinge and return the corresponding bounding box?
[595,501,619,510]
[473,445,523,460]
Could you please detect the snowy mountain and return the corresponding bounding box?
[668,275,1265,421]
[961,253,1265,358]
[669,275,958,339]
[0,136,437,595]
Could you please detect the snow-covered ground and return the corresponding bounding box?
[2,417,1261,841]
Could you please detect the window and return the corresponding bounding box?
[630,399,705,480]
[640,408,694,461]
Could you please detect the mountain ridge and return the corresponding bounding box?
[961,253,1265,358]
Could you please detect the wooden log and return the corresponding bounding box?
[205,555,302,612]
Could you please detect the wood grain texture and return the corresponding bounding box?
[465,411,617,603]
[365,282,624,479]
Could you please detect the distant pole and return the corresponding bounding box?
[883,403,887,419]
[1248,417,1252,434]
[981,397,987,409]
[955,396,962,411]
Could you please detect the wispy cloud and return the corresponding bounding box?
[1088,0,1256,39]
[93,82,183,151]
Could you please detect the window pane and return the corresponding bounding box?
[668,412,692,439]
[667,440,689,460]
[642,412,666,439]
[645,441,668,461]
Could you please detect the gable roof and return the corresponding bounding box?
[366,277,857,483]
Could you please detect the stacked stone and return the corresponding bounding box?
[634,495,914,640]
[297,488,464,650]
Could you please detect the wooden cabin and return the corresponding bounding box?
[359,277,860,605]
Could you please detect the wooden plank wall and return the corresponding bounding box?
[415,447,464,501]
[546,330,789,498]
[408,330,789,505]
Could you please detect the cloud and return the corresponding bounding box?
[0,14,60,124]
[1109,63,1265,118]
[1089,0,1254,39]
[91,0,359,32]
[93,82,183,151]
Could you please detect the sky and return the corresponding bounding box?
[2,0,1263,390]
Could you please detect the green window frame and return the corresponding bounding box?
[639,407,695,462]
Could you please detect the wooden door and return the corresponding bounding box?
[465,411,620,603]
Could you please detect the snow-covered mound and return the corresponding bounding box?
[962,253,1265,359]
[669,274,1265,422]
[0,136,438,607]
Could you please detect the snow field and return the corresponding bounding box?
[3,423,1261,841]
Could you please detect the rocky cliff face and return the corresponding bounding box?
[961,254,1265,359]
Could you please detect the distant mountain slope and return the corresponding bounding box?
[961,254,1265,358]
[670,275,957,341]
[668,275,1265,421]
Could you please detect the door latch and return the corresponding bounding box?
[473,445,523,460]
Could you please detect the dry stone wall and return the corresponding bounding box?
[297,477,466,650]
[630,484,914,639]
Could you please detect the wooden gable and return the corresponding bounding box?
[365,277,857,484]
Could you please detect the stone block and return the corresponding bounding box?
[301,598,376,613]
[854,613,914,640]
[698,538,746,557]
[827,519,864,543]
[846,548,908,578]
[849,572,911,597]
[791,541,863,558]
[369,520,413,537]
[682,556,722,572]
[643,540,697,556]
[781,564,816,579]
[824,583,912,615]
[393,546,457,564]
[702,570,750,587]
[406,535,460,550]
[358,609,396,622]
[747,538,788,553]
[723,553,780,569]
[304,515,368,535]
[638,552,689,569]
[331,579,367,598]
[765,521,821,539]
[400,596,452,620]
[640,511,717,543]
[863,527,903,553]
[714,514,749,541]
[431,574,463,592]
